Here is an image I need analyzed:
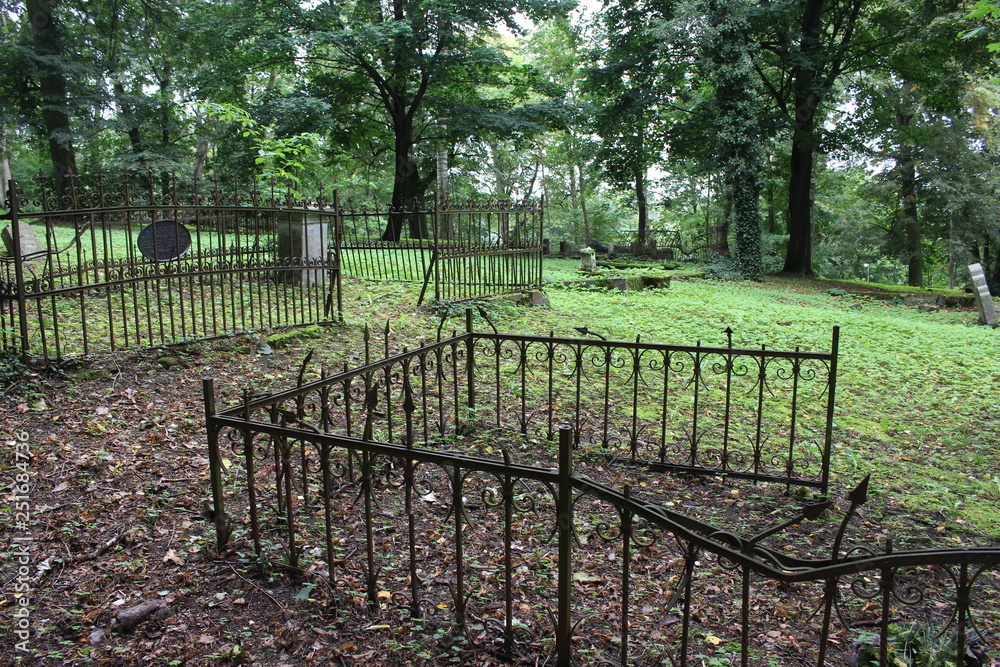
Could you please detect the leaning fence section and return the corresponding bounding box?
[227,320,838,492]
[196,321,1000,667]
[335,197,544,304]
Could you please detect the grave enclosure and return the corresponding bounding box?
[1,174,543,361]
[204,316,1000,666]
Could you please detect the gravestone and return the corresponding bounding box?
[137,220,192,262]
[578,248,597,273]
[2,222,45,259]
[559,241,571,257]
[968,263,997,328]
[277,210,328,285]
[542,238,550,255]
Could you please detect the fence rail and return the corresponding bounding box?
[197,320,1000,666]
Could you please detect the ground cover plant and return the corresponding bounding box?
[2,261,998,665]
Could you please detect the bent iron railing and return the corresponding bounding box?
[206,323,998,663]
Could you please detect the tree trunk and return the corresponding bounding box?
[1,123,11,206]
[781,0,825,276]
[578,164,591,247]
[383,110,417,241]
[188,104,211,182]
[711,190,731,257]
[26,0,77,197]
[635,170,648,249]
[436,142,452,240]
[898,148,922,287]
[784,137,813,273]
[114,83,143,155]
[765,157,777,233]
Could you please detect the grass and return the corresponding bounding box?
[503,261,1000,535]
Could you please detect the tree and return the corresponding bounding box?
[848,3,990,286]
[587,0,690,248]
[18,0,79,194]
[748,0,878,275]
[284,0,569,240]
[702,0,766,280]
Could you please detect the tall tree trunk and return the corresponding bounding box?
[113,81,146,181]
[1,123,11,206]
[158,65,173,191]
[192,107,210,183]
[635,170,648,249]
[436,142,451,240]
[898,147,922,287]
[578,164,591,247]
[384,110,416,241]
[26,0,77,198]
[781,0,824,276]
[765,156,777,233]
[711,189,731,257]
[784,135,814,273]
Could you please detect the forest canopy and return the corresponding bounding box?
[1,0,998,286]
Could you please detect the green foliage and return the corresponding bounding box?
[197,103,320,191]
[0,347,29,395]
[703,255,745,281]
[702,0,766,281]
[851,623,989,667]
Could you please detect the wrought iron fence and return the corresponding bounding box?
[1,175,543,360]
[1,174,339,361]
[196,319,999,666]
[613,229,701,260]
[336,197,544,305]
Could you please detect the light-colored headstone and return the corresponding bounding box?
[528,290,550,307]
[2,222,45,259]
[276,211,329,286]
[578,247,597,273]
[968,263,998,328]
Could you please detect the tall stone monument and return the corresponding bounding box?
[968,263,998,328]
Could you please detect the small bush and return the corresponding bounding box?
[703,255,744,281]
[0,347,29,395]
[850,623,988,667]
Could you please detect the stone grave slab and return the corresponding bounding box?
[968,263,998,328]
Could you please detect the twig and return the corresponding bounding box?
[221,561,292,619]
[72,532,127,563]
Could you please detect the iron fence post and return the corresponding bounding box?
[465,308,475,413]
[203,379,229,550]
[333,189,344,320]
[7,182,31,361]
[556,426,573,667]
[821,326,840,497]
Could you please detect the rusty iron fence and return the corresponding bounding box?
[197,320,997,666]
[336,196,544,305]
[613,229,701,260]
[1,175,543,361]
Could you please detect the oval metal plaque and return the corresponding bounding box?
[137,219,192,262]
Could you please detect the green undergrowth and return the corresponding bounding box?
[503,269,1000,537]
[321,267,999,535]
[819,277,968,297]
